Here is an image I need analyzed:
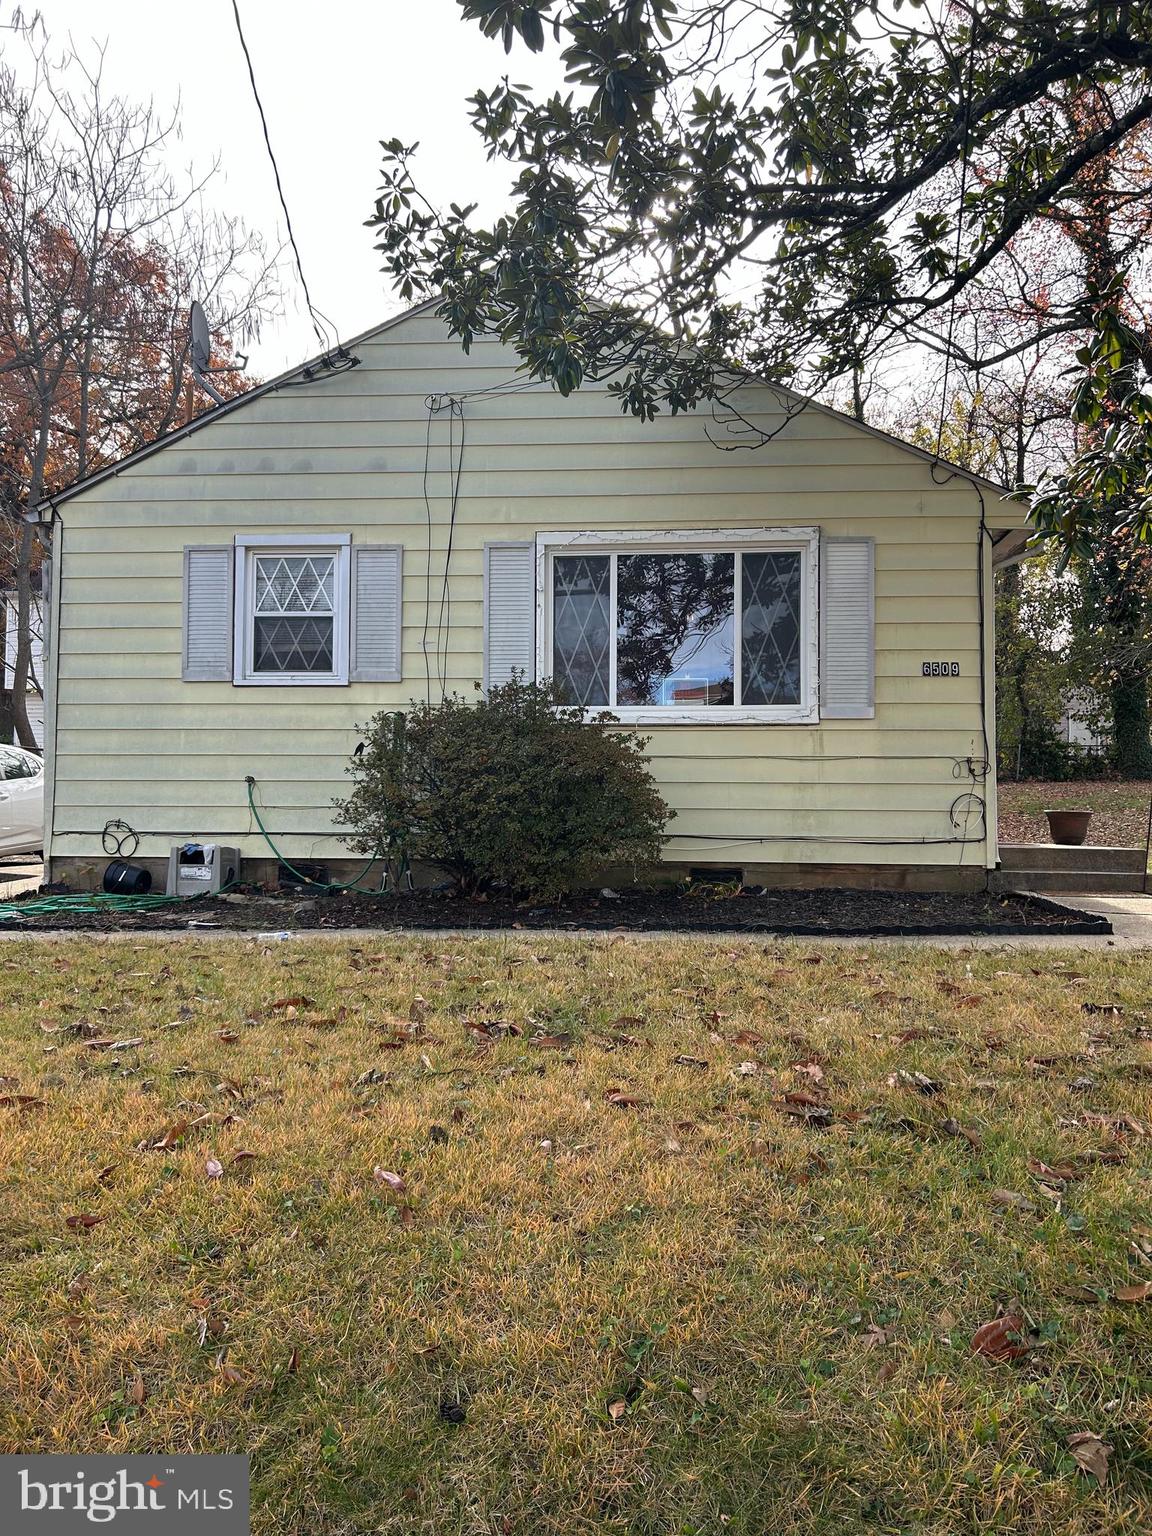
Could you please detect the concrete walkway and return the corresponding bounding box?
[0,859,42,902]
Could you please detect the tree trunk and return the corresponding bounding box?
[10,519,40,751]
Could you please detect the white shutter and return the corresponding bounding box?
[350,544,403,682]
[483,541,535,691]
[182,545,233,682]
[820,537,874,718]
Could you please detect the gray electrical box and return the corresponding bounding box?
[166,843,241,898]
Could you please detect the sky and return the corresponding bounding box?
[20,0,556,375]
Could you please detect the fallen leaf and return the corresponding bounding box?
[145,1118,189,1152]
[793,1061,825,1085]
[607,1400,627,1422]
[529,1034,572,1050]
[888,1069,943,1095]
[205,1157,224,1180]
[730,1029,765,1047]
[65,1213,106,1231]
[270,996,314,1011]
[373,1167,407,1194]
[216,1029,240,1044]
[1112,1281,1152,1302]
[0,1094,45,1110]
[1081,1002,1123,1015]
[1028,1158,1077,1182]
[939,1118,983,1150]
[671,1055,709,1070]
[84,1037,144,1051]
[126,1373,147,1406]
[230,1150,260,1165]
[990,1189,1037,1213]
[1067,1431,1111,1484]
[971,1313,1030,1362]
[604,1089,646,1108]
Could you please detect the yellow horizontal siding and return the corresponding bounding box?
[47,313,995,871]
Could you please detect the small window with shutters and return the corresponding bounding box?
[182,534,403,687]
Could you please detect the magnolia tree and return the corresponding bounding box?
[369,0,1152,554]
[0,26,278,747]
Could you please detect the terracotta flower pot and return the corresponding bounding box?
[1045,808,1092,847]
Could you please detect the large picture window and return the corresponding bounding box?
[539,529,819,723]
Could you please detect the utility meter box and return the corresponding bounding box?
[166,843,241,898]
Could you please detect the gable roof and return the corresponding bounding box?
[38,297,1017,524]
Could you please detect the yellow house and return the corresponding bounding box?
[38,302,1029,892]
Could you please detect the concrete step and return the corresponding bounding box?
[993,869,1147,895]
[998,843,1145,873]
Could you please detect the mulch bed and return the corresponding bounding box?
[0,886,1111,936]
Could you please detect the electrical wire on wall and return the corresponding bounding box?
[420,393,466,700]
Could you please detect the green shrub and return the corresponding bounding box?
[333,679,672,898]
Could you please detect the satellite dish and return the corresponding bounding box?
[190,300,212,372]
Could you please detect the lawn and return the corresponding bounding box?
[1,935,1150,1535]
[999,781,1152,850]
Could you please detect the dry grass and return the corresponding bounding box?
[1,934,1151,1535]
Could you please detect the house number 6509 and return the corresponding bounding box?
[922,660,961,677]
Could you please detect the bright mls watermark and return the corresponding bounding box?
[0,1456,248,1532]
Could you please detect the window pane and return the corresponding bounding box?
[255,555,334,614]
[741,551,802,705]
[552,555,610,706]
[616,553,734,706]
[253,615,334,674]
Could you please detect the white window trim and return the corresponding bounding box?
[535,527,820,725]
[233,534,351,687]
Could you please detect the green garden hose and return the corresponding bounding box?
[0,776,390,925]
[244,777,385,892]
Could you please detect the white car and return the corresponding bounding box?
[0,744,43,855]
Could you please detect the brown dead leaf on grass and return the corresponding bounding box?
[373,1167,408,1194]
[141,1118,189,1152]
[604,1089,647,1108]
[84,1037,144,1052]
[730,1029,765,1047]
[990,1189,1037,1213]
[1028,1158,1078,1182]
[65,1213,106,1231]
[793,1061,825,1085]
[126,1373,147,1407]
[270,996,314,1011]
[939,1118,984,1150]
[1111,1281,1152,1302]
[971,1312,1030,1361]
[1066,1432,1112,1484]
[0,1094,45,1110]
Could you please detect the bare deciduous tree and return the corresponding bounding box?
[0,23,280,747]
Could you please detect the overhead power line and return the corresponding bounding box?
[230,0,336,354]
